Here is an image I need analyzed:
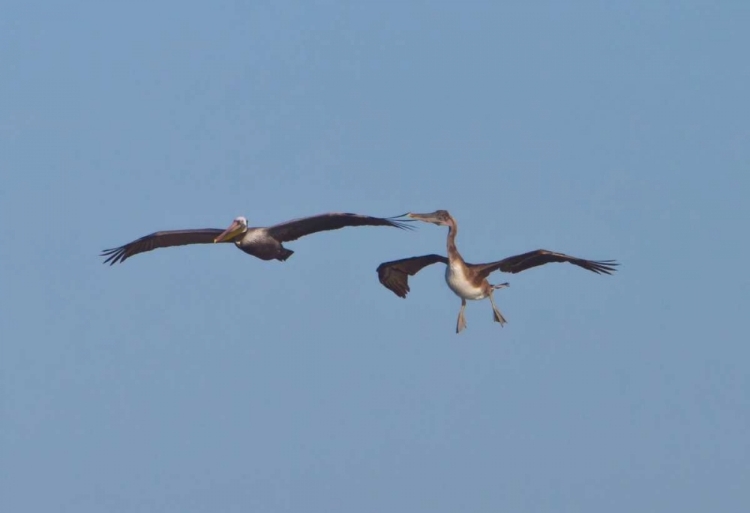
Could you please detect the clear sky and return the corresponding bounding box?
[2,1,749,512]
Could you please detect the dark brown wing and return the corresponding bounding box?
[376,254,449,298]
[265,212,414,243]
[101,228,233,265]
[472,249,619,279]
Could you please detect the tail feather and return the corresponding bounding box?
[277,248,294,261]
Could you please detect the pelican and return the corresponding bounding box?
[377,210,618,333]
[102,212,413,265]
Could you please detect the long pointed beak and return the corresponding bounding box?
[407,212,435,221]
[214,221,244,243]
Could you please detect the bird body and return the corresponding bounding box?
[445,261,487,300]
[377,210,617,333]
[102,212,412,265]
[234,227,292,261]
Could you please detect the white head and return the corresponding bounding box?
[214,216,249,243]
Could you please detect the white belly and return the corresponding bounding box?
[445,263,487,300]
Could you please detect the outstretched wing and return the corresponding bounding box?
[101,228,232,265]
[265,212,413,243]
[472,249,618,279]
[376,254,449,298]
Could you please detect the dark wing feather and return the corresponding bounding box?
[265,212,414,243]
[101,228,231,265]
[376,254,448,298]
[472,249,619,279]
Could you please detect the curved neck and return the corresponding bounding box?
[446,217,463,263]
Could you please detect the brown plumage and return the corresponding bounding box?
[378,250,617,299]
[377,210,618,333]
[102,212,413,265]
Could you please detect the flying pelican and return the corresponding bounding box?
[102,212,413,265]
[377,210,618,333]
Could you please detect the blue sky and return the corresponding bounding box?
[2,1,749,511]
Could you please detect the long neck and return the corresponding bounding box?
[446,217,463,263]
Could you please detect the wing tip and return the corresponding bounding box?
[385,213,417,231]
[100,247,127,265]
[389,219,416,231]
[589,260,619,275]
[376,264,411,298]
[389,284,410,298]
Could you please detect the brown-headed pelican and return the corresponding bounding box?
[102,212,413,265]
[377,210,617,333]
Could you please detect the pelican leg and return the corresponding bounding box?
[489,292,507,326]
[456,299,468,334]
